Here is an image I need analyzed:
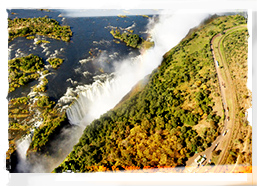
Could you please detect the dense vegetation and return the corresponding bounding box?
[8,16,72,42]
[7,94,68,163]
[8,54,64,93]
[7,15,71,172]
[54,15,248,173]
[8,54,44,92]
[7,56,65,169]
[7,96,35,164]
[32,76,48,92]
[7,56,67,157]
[7,59,67,171]
[35,40,50,45]
[47,58,64,69]
[110,29,154,49]
[6,13,250,173]
[27,95,67,155]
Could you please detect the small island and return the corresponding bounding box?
[8,54,44,93]
[117,15,127,18]
[35,40,50,45]
[8,17,72,42]
[8,55,65,93]
[47,58,64,69]
[110,29,154,49]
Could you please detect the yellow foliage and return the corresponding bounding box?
[159,154,167,165]
[202,84,207,90]
[198,107,204,116]
[195,80,202,87]
[97,166,108,172]
[180,148,187,156]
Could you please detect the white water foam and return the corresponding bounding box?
[13,10,214,173]
[66,78,78,85]
[92,39,111,46]
[79,57,92,64]
[14,48,26,58]
[16,135,32,172]
[15,119,43,172]
[83,71,91,77]
[66,74,117,125]
[66,10,210,127]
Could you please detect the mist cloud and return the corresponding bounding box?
[67,10,210,126]
[16,9,213,173]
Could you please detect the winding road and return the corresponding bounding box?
[185,25,247,173]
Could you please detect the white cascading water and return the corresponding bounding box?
[14,72,51,172]
[12,10,212,173]
[15,120,43,172]
[66,74,117,125]
[15,135,32,172]
[66,10,210,127]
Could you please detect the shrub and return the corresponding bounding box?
[47,58,64,69]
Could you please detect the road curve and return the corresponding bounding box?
[185,25,247,172]
[212,25,247,171]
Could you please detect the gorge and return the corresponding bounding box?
[6,9,251,174]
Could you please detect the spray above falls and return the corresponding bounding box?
[65,10,210,127]
[11,10,212,173]
[66,73,117,125]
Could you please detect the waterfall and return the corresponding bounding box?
[10,10,212,173]
[66,71,129,126]
[15,120,43,172]
[15,135,32,172]
[66,75,116,125]
[65,11,210,127]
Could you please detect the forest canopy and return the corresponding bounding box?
[54,15,248,173]
[110,29,154,49]
[8,54,44,92]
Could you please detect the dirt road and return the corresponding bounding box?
[185,25,247,172]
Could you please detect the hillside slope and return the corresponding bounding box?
[54,15,249,173]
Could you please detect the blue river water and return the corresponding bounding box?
[7,9,151,101]
[7,9,155,173]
